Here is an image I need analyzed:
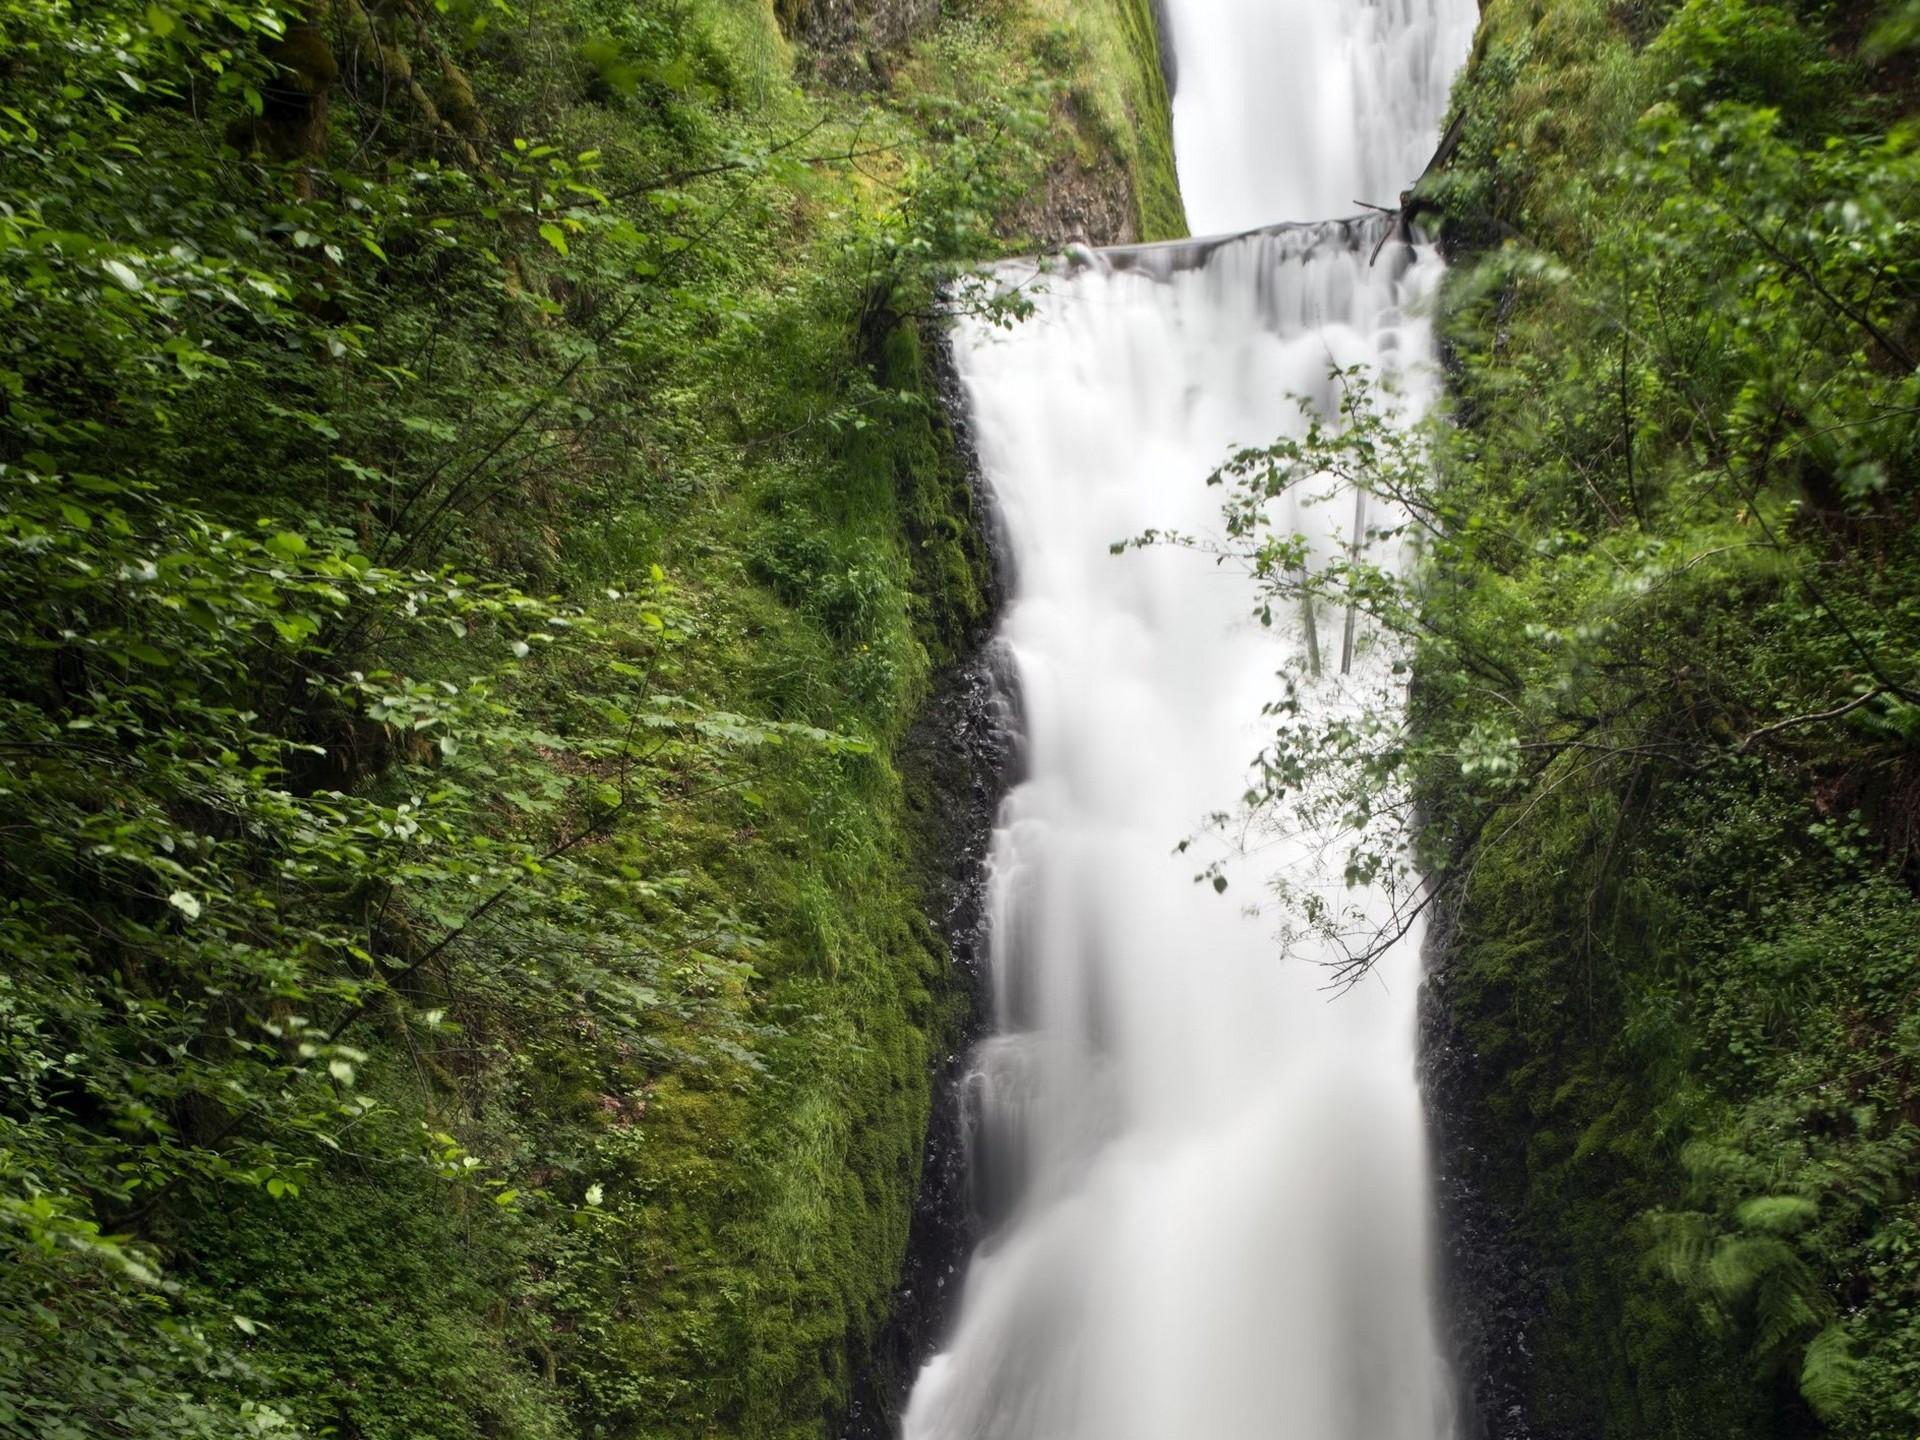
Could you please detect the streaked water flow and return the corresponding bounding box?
[900,3,1475,1436]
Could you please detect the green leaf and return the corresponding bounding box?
[271,613,319,645]
[538,223,570,257]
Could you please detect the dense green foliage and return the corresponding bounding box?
[0,0,1177,1437]
[1183,0,1920,1431]
[1426,4,1920,1428]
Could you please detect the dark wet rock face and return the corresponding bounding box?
[840,332,1018,1440]
[1420,908,1557,1440]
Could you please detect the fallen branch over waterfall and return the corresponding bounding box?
[1359,109,1469,264]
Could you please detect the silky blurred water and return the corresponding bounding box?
[1169,0,1476,235]
[899,4,1474,1437]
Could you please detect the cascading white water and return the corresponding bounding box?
[1169,0,1475,233]
[900,3,1476,1437]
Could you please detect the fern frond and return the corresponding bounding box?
[1706,1234,1798,1303]
[1798,1324,1862,1422]
[1735,1194,1817,1233]
[1646,1209,1715,1283]
[1680,1138,1764,1191]
[1753,1267,1823,1355]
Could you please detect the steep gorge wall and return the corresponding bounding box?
[1417,0,1920,1436]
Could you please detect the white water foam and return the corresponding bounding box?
[1169,0,1476,235]
[900,4,1475,1437]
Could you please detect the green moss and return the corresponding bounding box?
[1442,772,1775,1438]
[1106,0,1186,239]
[259,7,1120,1436]
[1007,0,1188,239]
[891,0,1186,244]
[1427,0,1920,1432]
[1042,0,1187,239]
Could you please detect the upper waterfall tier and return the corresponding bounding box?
[1084,213,1384,271]
[1165,0,1475,234]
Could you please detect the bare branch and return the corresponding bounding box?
[1740,687,1889,751]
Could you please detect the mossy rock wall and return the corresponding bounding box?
[1420,0,1920,1435]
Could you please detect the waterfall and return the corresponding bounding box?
[899,2,1476,1436]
